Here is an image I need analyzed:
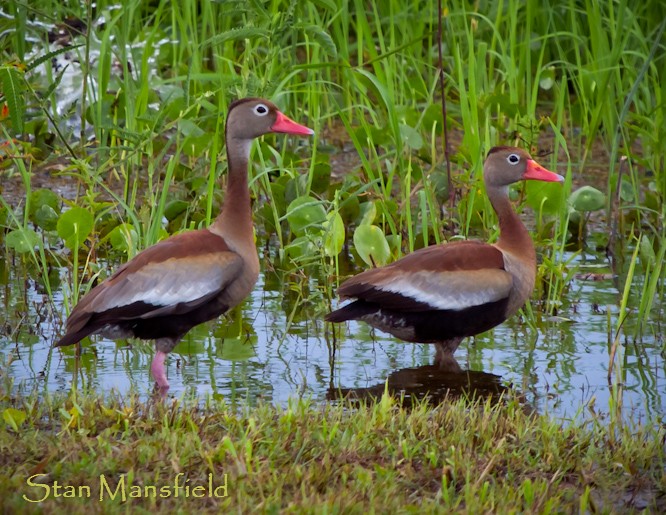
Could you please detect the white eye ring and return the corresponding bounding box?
[254,103,269,116]
[507,153,520,165]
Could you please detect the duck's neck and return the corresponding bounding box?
[210,137,253,243]
[487,185,536,264]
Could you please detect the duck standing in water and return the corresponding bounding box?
[55,98,314,391]
[326,147,564,369]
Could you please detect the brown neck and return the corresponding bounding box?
[209,137,253,243]
[487,185,536,263]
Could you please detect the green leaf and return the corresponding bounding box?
[619,179,635,203]
[353,224,390,267]
[0,65,26,134]
[29,188,60,218]
[286,196,327,235]
[356,201,377,226]
[203,27,269,47]
[525,181,565,215]
[25,43,84,72]
[639,235,655,267]
[284,235,318,260]
[106,223,138,252]
[3,408,27,431]
[33,204,59,231]
[164,200,189,221]
[297,23,338,58]
[57,207,94,251]
[5,228,41,253]
[569,185,606,212]
[323,212,345,257]
[309,161,331,194]
[399,123,423,150]
[178,119,205,138]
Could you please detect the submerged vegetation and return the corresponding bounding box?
[1,0,665,510]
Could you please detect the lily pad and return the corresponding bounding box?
[57,207,94,251]
[570,185,606,212]
[33,204,59,231]
[5,228,41,253]
[29,188,60,217]
[353,224,390,267]
[286,196,327,235]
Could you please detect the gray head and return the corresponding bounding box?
[484,146,563,188]
[225,98,314,141]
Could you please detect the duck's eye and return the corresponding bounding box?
[507,153,520,165]
[254,104,269,116]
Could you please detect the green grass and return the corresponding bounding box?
[2,0,664,278]
[1,388,664,513]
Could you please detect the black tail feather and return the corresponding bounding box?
[325,300,378,323]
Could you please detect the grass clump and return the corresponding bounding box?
[1,389,664,513]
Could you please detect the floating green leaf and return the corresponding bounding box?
[6,228,40,253]
[286,196,327,235]
[353,224,390,267]
[57,207,94,251]
[570,185,606,212]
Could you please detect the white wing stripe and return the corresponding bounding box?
[90,254,240,311]
[378,270,512,311]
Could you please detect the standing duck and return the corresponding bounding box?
[55,98,314,391]
[326,146,563,369]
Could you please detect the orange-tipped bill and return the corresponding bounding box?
[524,159,564,182]
[271,111,314,136]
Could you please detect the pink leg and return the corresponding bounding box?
[150,350,169,391]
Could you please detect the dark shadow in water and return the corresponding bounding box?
[327,364,514,407]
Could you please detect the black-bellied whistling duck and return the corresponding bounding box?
[326,146,564,370]
[55,98,314,391]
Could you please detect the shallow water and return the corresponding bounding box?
[5,7,662,424]
[1,242,664,425]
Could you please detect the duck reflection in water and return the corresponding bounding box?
[327,362,518,408]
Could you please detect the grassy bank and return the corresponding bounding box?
[1,388,664,513]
